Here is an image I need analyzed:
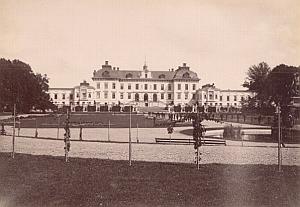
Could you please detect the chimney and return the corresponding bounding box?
[117,67,119,70]
[113,67,116,70]
[183,63,187,67]
[171,68,174,72]
[105,60,108,65]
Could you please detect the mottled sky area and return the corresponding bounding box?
[0,0,299,89]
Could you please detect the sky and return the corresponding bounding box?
[1,0,299,89]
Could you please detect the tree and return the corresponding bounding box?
[242,62,271,113]
[0,58,54,113]
[266,64,300,107]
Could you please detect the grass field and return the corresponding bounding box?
[4,113,156,128]
[0,153,299,207]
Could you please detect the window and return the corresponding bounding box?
[154,84,157,90]
[204,94,207,99]
[192,94,196,99]
[82,93,87,99]
[234,95,237,101]
[96,92,100,98]
[76,93,79,98]
[62,94,65,99]
[241,96,244,101]
[177,93,181,99]
[120,93,124,99]
[54,94,57,99]
[227,96,230,101]
[104,82,108,89]
[161,93,164,100]
[145,74,148,78]
[185,93,188,100]
[220,96,223,101]
[168,93,172,100]
[112,83,116,89]
[88,93,91,98]
[112,92,115,99]
[144,84,148,90]
[104,92,108,99]
[159,74,165,79]
[209,94,213,100]
[97,83,100,89]
[136,84,139,90]
[161,84,164,90]
[185,84,188,90]
[178,84,181,90]
[70,94,73,100]
[128,84,131,90]
[215,95,218,99]
[168,84,171,91]
[128,93,131,99]
[102,71,110,77]
[193,84,196,90]
[234,103,237,106]
[182,72,190,78]
[120,83,124,90]
[126,73,133,78]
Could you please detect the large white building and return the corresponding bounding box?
[49,61,201,111]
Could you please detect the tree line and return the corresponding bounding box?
[0,58,54,113]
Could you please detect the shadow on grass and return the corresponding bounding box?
[0,152,299,207]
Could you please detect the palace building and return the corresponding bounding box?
[49,61,201,112]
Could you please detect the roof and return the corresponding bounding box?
[92,63,199,81]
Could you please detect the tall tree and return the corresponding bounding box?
[0,58,54,113]
[242,62,271,112]
[267,64,300,106]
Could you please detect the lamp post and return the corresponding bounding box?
[276,104,282,172]
[129,105,132,166]
[12,104,16,158]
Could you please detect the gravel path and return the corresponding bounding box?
[1,133,299,166]
[1,120,299,165]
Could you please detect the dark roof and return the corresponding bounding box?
[92,65,199,81]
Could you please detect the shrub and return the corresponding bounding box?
[223,125,242,140]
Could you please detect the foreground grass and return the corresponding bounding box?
[0,153,299,207]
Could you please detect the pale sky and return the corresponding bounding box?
[1,0,299,89]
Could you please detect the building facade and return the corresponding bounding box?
[49,61,200,111]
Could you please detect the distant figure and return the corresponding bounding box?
[79,126,83,141]
[0,123,6,135]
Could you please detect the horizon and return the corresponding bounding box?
[1,0,299,89]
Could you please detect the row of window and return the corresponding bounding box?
[53,93,74,100]
[201,94,248,102]
[96,92,173,101]
[203,102,240,107]
[96,82,197,91]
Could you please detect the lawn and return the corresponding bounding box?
[4,113,156,128]
[0,153,299,207]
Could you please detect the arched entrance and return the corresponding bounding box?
[135,93,139,102]
[144,93,149,107]
[144,93,148,102]
[153,93,157,102]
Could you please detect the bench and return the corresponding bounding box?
[155,137,226,146]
